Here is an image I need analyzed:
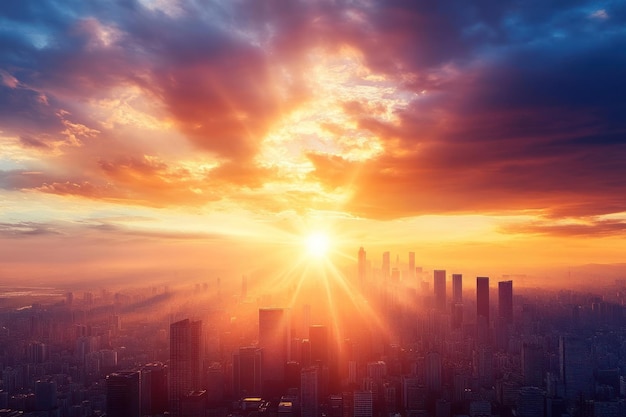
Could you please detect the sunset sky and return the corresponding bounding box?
[1,0,625,284]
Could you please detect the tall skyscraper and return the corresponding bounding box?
[358,247,366,287]
[425,351,442,393]
[309,325,329,365]
[476,277,490,322]
[498,280,513,323]
[433,270,446,311]
[232,347,262,398]
[106,371,141,417]
[560,336,593,400]
[301,366,319,417]
[408,252,415,279]
[259,308,291,396]
[452,274,462,303]
[169,319,202,417]
[382,252,390,280]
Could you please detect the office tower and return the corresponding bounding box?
[233,347,262,398]
[433,270,446,311]
[473,346,493,388]
[180,390,207,417]
[559,336,593,400]
[141,362,168,416]
[106,371,141,417]
[425,351,442,393]
[498,280,513,323]
[301,367,319,417]
[476,277,490,321]
[259,308,291,396]
[408,252,415,279]
[522,344,544,387]
[451,303,463,330]
[382,252,390,280]
[358,247,366,287]
[241,275,247,299]
[516,387,545,417]
[452,274,462,303]
[170,319,203,417]
[309,325,329,365]
[354,390,373,417]
[34,379,57,411]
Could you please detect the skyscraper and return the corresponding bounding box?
[258,308,291,396]
[301,366,319,417]
[232,347,262,398]
[433,270,446,311]
[498,280,513,323]
[169,319,202,417]
[452,274,462,303]
[106,371,141,417]
[382,252,390,280]
[408,252,415,279]
[358,247,366,287]
[560,336,593,400]
[309,325,329,365]
[476,277,490,322]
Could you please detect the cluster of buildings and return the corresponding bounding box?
[1,249,626,417]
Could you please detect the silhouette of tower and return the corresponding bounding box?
[452,274,462,303]
[309,325,329,365]
[476,277,490,344]
[433,270,446,311]
[498,280,513,323]
[169,319,202,417]
[476,277,490,322]
[382,252,390,280]
[258,308,291,396]
[358,247,367,288]
[408,252,415,279]
[232,347,262,398]
[107,371,141,417]
[560,336,593,400]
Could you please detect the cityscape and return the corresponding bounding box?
[1,0,626,417]
[1,249,626,417]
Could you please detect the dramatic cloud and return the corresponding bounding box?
[1,0,625,242]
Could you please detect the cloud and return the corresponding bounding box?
[502,219,626,237]
[0,0,625,226]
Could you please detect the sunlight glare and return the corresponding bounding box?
[305,232,330,258]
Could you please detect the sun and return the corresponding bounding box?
[305,232,330,258]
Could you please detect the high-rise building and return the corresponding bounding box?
[353,391,373,417]
[106,371,141,417]
[309,325,329,365]
[433,270,446,311]
[560,336,593,400]
[451,303,463,330]
[498,280,513,323]
[425,352,442,393]
[259,308,291,396]
[382,252,390,280]
[522,344,544,387]
[141,362,168,416]
[301,367,319,417]
[169,319,203,417]
[408,252,415,280]
[452,274,462,303]
[232,347,262,398]
[358,248,367,287]
[476,277,490,322]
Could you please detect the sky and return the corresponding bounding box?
[1,0,625,285]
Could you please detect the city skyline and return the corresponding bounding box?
[1,0,626,286]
